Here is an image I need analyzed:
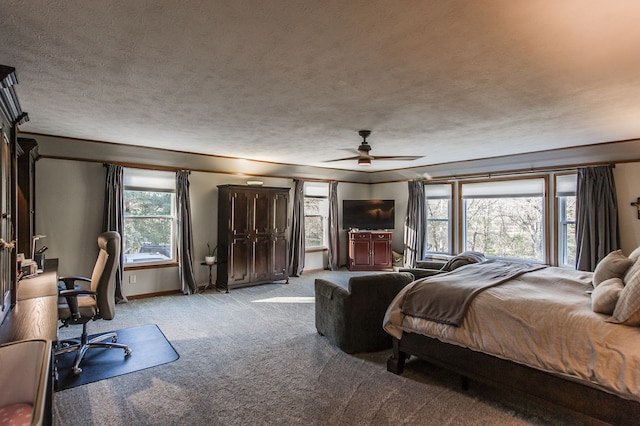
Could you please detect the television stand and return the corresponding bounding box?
[347,231,393,271]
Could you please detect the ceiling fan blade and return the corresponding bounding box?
[372,155,424,161]
[326,131,422,165]
[323,155,360,162]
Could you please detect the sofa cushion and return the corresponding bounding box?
[593,250,633,287]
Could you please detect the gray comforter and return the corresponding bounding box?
[401,260,545,326]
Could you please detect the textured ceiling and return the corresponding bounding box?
[2,0,640,176]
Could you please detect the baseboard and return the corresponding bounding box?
[126,289,182,300]
[302,268,326,274]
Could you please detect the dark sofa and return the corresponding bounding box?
[314,272,415,353]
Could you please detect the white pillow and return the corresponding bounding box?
[628,246,640,263]
[593,250,633,287]
[608,271,640,326]
[591,278,624,315]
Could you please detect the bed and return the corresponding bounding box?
[383,251,640,424]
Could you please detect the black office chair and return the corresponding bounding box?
[55,231,132,375]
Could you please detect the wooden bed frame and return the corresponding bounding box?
[387,332,640,425]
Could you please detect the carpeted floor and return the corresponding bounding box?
[53,270,599,425]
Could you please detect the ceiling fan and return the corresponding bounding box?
[325,130,423,166]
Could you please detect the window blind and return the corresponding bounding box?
[462,178,544,198]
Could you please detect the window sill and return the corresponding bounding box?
[305,247,328,253]
[124,261,179,271]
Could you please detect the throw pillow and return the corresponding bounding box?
[608,270,640,326]
[591,277,624,315]
[441,251,486,271]
[592,250,633,287]
[628,246,640,263]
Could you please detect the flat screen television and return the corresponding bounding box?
[343,199,395,230]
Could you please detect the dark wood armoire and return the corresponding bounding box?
[216,185,290,290]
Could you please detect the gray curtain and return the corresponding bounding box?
[576,165,620,271]
[289,179,305,276]
[176,171,198,294]
[102,164,127,303]
[327,181,340,270]
[403,180,425,268]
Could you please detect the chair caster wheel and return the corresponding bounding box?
[73,367,82,375]
[111,336,117,343]
[125,347,132,357]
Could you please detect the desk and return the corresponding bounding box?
[0,258,58,426]
[0,258,58,343]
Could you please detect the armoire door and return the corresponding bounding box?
[270,191,289,281]
[228,189,250,286]
[250,190,271,282]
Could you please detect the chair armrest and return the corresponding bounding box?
[58,289,97,297]
[58,289,96,319]
[415,259,448,270]
[314,279,352,349]
[59,276,91,290]
[399,268,443,279]
[314,279,349,301]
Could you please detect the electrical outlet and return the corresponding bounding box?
[129,275,136,284]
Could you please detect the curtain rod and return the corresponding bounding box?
[423,163,615,183]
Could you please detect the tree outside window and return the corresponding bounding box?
[462,178,545,262]
[425,183,452,254]
[304,183,329,248]
[123,169,176,265]
[557,173,577,267]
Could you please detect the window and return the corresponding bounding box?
[304,183,329,248]
[462,178,545,262]
[123,169,176,265]
[425,183,452,254]
[556,174,577,267]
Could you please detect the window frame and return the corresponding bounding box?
[303,183,329,250]
[424,183,453,255]
[459,176,548,263]
[556,173,577,268]
[123,168,178,269]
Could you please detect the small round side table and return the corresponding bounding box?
[200,261,227,293]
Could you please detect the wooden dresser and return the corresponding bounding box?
[347,231,393,271]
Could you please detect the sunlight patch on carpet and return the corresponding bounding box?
[129,378,197,421]
[252,296,315,303]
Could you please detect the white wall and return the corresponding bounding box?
[35,156,640,297]
[615,163,640,255]
[36,158,292,297]
[35,159,104,279]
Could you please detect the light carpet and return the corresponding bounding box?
[53,270,598,425]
